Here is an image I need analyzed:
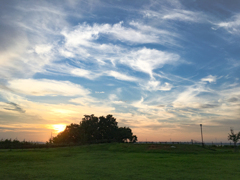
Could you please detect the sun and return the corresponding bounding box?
[52,124,66,133]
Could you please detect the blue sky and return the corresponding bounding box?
[0,0,240,142]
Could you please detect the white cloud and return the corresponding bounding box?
[61,24,98,48]
[107,71,138,82]
[116,88,122,94]
[109,94,118,101]
[162,10,204,22]
[48,22,181,80]
[71,68,90,77]
[61,20,180,49]
[71,68,99,80]
[131,97,156,112]
[143,9,207,23]
[220,86,240,98]
[69,96,99,106]
[61,21,160,48]
[172,83,210,108]
[142,80,173,91]
[129,21,179,46]
[0,2,69,79]
[130,97,175,120]
[107,21,160,44]
[7,79,90,96]
[47,65,139,82]
[216,14,240,34]
[120,47,179,78]
[95,91,104,94]
[201,75,217,83]
[0,29,29,66]
[35,44,52,54]
[59,49,75,58]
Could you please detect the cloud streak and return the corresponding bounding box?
[7,79,90,96]
[216,14,240,35]
[3,102,26,113]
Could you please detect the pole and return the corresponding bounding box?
[200,124,204,147]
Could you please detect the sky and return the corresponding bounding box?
[0,0,240,142]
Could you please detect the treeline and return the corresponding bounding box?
[0,139,81,149]
[0,139,46,149]
[50,114,137,144]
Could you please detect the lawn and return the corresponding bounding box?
[0,143,240,180]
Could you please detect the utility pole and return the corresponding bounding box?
[200,124,204,147]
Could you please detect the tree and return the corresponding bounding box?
[130,135,138,143]
[228,128,240,151]
[51,114,137,144]
[117,127,136,143]
[80,114,99,143]
[98,114,118,142]
[53,123,80,144]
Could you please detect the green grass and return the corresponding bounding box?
[0,143,240,180]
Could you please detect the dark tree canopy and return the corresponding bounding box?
[52,114,137,144]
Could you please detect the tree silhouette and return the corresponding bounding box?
[228,128,240,151]
[52,114,137,144]
[80,114,99,143]
[98,114,118,141]
[53,123,80,144]
[117,127,135,143]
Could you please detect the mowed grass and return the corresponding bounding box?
[0,143,240,180]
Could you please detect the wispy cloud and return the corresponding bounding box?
[227,97,239,102]
[143,8,208,23]
[119,48,180,78]
[71,68,100,80]
[3,102,26,113]
[0,2,67,79]
[215,14,240,35]
[7,79,90,96]
[172,83,212,109]
[107,71,139,82]
[141,80,173,91]
[201,75,217,83]
[54,22,181,80]
[61,21,162,47]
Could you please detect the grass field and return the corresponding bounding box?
[0,143,240,180]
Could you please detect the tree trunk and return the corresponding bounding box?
[234,142,237,152]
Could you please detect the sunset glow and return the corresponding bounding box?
[52,125,66,133]
[0,0,240,142]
